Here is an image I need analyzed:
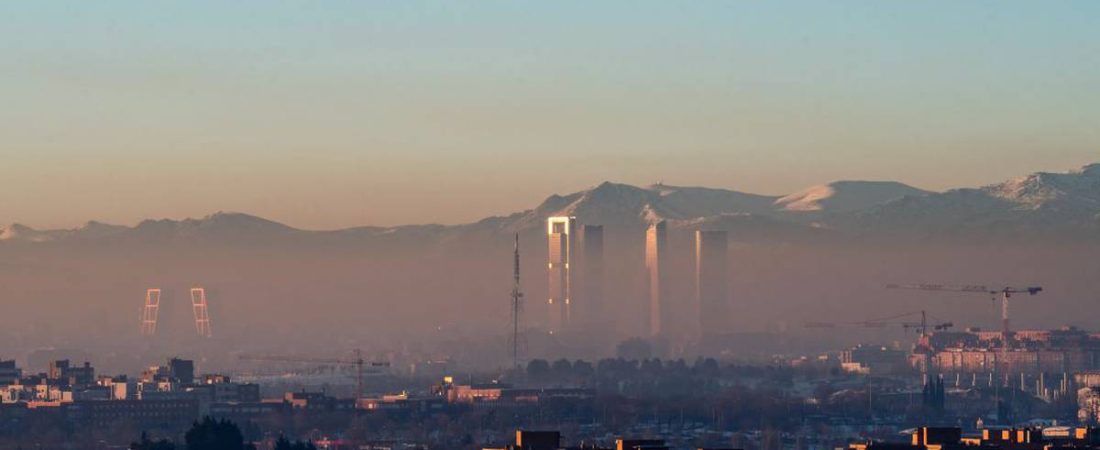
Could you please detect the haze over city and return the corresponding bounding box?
[3,2,1100,450]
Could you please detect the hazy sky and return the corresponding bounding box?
[2,2,1098,229]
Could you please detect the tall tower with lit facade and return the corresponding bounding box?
[695,230,729,337]
[547,216,576,334]
[645,221,670,337]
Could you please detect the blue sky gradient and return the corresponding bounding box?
[2,2,1098,228]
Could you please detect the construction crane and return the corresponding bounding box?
[886,283,1042,347]
[238,350,389,403]
[804,310,952,337]
[888,283,1042,421]
[805,310,951,382]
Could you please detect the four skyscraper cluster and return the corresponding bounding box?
[546,217,728,340]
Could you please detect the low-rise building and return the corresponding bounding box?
[841,345,908,375]
[435,378,595,406]
[66,398,199,431]
[0,360,21,386]
[283,391,355,411]
[48,360,95,387]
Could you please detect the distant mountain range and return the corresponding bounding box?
[3,163,1099,245]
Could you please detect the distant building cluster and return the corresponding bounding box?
[433,376,594,406]
[1,353,613,440]
[799,324,1100,424]
[823,326,1100,397]
[350,375,599,413]
[840,344,910,375]
[546,217,729,343]
[912,326,1100,376]
[1075,372,1100,423]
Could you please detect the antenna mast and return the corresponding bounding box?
[511,233,524,370]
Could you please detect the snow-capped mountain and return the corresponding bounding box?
[506,181,779,231]
[0,223,66,243]
[775,181,930,213]
[0,221,131,242]
[2,163,1098,245]
[985,163,1100,211]
[852,163,1100,235]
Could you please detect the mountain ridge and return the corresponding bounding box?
[3,162,1099,244]
[775,181,931,213]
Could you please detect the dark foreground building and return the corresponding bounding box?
[849,426,1100,450]
[485,429,738,450]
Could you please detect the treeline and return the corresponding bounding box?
[520,356,806,398]
[130,418,315,450]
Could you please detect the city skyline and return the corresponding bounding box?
[5,2,1100,448]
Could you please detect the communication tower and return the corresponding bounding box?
[510,233,524,370]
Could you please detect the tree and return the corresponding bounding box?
[668,359,689,375]
[616,338,652,360]
[274,436,318,450]
[572,360,594,379]
[640,358,663,374]
[551,359,573,379]
[694,357,720,377]
[184,417,250,450]
[526,359,550,380]
[131,432,176,450]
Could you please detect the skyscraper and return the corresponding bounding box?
[547,216,576,334]
[581,224,605,327]
[695,230,729,337]
[645,221,670,337]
